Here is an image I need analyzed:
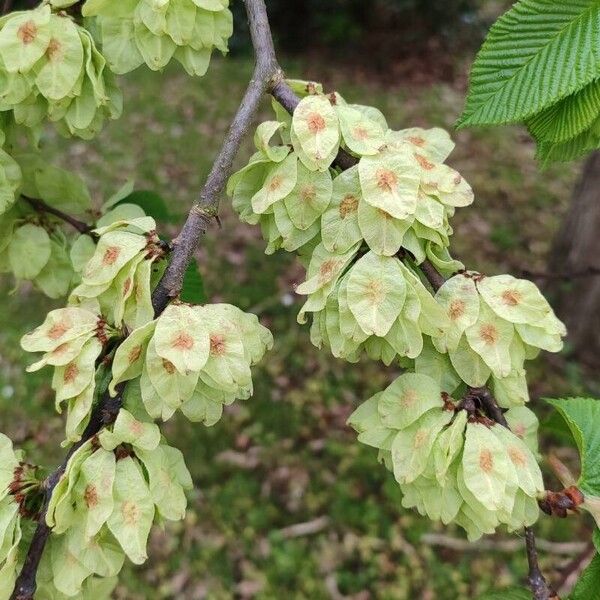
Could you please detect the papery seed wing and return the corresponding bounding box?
[107,456,155,565]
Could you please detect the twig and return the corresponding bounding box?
[556,542,595,597]
[418,258,447,292]
[277,516,330,539]
[526,527,560,600]
[152,0,280,314]
[1,0,13,16]
[23,196,92,235]
[468,386,509,427]
[11,1,282,597]
[422,533,587,556]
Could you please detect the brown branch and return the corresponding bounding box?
[151,0,280,314]
[1,0,14,15]
[526,527,560,600]
[422,533,587,556]
[556,542,595,597]
[11,1,282,597]
[23,196,92,234]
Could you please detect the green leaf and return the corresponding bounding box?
[9,224,51,280]
[116,190,170,223]
[459,0,600,127]
[536,114,600,164]
[34,239,73,299]
[570,553,600,600]
[546,397,600,496]
[180,258,207,304]
[527,78,600,144]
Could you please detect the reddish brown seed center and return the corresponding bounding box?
[401,389,418,408]
[513,424,526,439]
[508,446,527,468]
[501,289,522,307]
[377,208,393,220]
[307,112,326,134]
[63,363,79,384]
[414,430,428,449]
[375,169,398,193]
[318,259,340,283]
[171,332,194,351]
[365,279,384,305]
[51,343,69,356]
[46,37,62,61]
[127,345,142,365]
[123,277,132,296]
[300,185,316,203]
[129,420,143,436]
[339,195,358,218]
[407,136,425,147]
[48,322,69,340]
[84,484,98,508]
[479,323,499,345]
[353,126,369,141]
[209,334,226,356]
[17,20,37,44]
[121,500,140,525]
[414,153,435,170]
[162,359,176,375]
[479,449,494,473]
[268,175,283,192]
[448,299,466,321]
[102,246,120,266]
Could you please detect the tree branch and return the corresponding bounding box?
[151,0,281,314]
[1,0,14,16]
[526,527,560,600]
[11,1,282,597]
[23,196,92,235]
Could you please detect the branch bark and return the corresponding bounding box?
[11,1,281,597]
[23,196,92,234]
[1,0,13,16]
[152,0,281,314]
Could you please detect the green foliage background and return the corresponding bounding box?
[0,2,597,597]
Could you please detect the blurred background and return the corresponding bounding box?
[2,0,600,597]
